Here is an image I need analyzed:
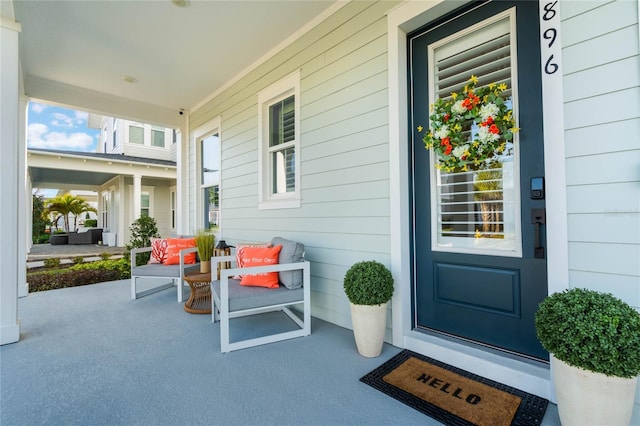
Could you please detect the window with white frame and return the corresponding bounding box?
[141,193,150,217]
[129,125,144,144]
[151,127,165,147]
[258,71,301,209]
[129,186,154,219]
[428,11,521,257]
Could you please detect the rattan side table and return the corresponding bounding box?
[183,271,212,314]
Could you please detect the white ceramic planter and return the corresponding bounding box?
[552,356,638,425]
[350,302,387,358]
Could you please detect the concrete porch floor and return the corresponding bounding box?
[1,279,561,425]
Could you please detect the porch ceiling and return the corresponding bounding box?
[28,149,177,189]
[3,0,337,126]
[30,167,116,188]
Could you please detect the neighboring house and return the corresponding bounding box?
[2,0,639,414]
[28,146,177,247]
[97,116,177,162]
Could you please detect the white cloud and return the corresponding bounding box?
[28,123,94,151]
[28,123,49,141]
[51,112,78,128]
[30,102,47,114]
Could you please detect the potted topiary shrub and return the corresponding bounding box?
[343,260,394,357]
[535,288,640,425]
[194,229,215,274]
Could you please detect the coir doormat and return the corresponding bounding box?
[360,350,548,426]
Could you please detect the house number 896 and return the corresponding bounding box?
[542,1,559,75]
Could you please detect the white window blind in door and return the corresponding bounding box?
[428,11,521,256]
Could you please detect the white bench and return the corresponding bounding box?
[211,254,311,353]
[130,246,199,302]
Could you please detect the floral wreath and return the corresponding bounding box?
[418,75,519,172]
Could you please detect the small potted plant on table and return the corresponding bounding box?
[194,230,215,274]
[343,260,394,357]
[535,288,640,425]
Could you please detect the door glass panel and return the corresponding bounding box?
[436,159,517,252]
[428,12,521,256]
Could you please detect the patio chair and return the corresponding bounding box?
[211,251,311,353]
[130,246,199,302]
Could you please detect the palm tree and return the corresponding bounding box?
[43,194,97,232]
[69,198,97,231]
[474,165,503,236]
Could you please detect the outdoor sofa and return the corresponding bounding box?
[67,228,103,245]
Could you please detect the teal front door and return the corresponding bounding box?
[409,1,548,360]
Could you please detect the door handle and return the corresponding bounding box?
[531,208,546,259]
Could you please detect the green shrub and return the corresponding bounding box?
[99,252,112,261]
[43,258,61,268]
[28,268,121,292]
[28,258,131,293]
[343,260,394,306]
[84,219,98,227]
[535,288,640,378]
[70,258,131,279]
[125,216,159,266]
[72,256,84,265]
[33,234,50,244]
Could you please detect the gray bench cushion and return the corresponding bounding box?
[212,279,304,312]
[132,263,199,278]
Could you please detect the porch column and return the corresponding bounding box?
[176,115,189,235]
[133,174,142,220]
[0,18,22,345]
[18,96,28,298]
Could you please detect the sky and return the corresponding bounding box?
[27,102,100,153]
[28,102,103,198]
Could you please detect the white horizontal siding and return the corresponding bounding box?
[561,0,640,309]
[567,182,640,213]
[569,242,640,277]
[123,143,173,162]
[565,118,640,157]
[189,0,400,332]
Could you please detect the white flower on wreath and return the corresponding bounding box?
[433,125,449,139]
[451,100,467,115]
[452,144,469,159]
[479,103,500,122]
[477,126,500,143]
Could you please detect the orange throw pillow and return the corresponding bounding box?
[239,245,282,288]
[164,237,197,265]
[234,242,271,279]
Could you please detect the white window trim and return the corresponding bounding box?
[101,191,110,230]
[193,116,222,229]
[258,70,301,210]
